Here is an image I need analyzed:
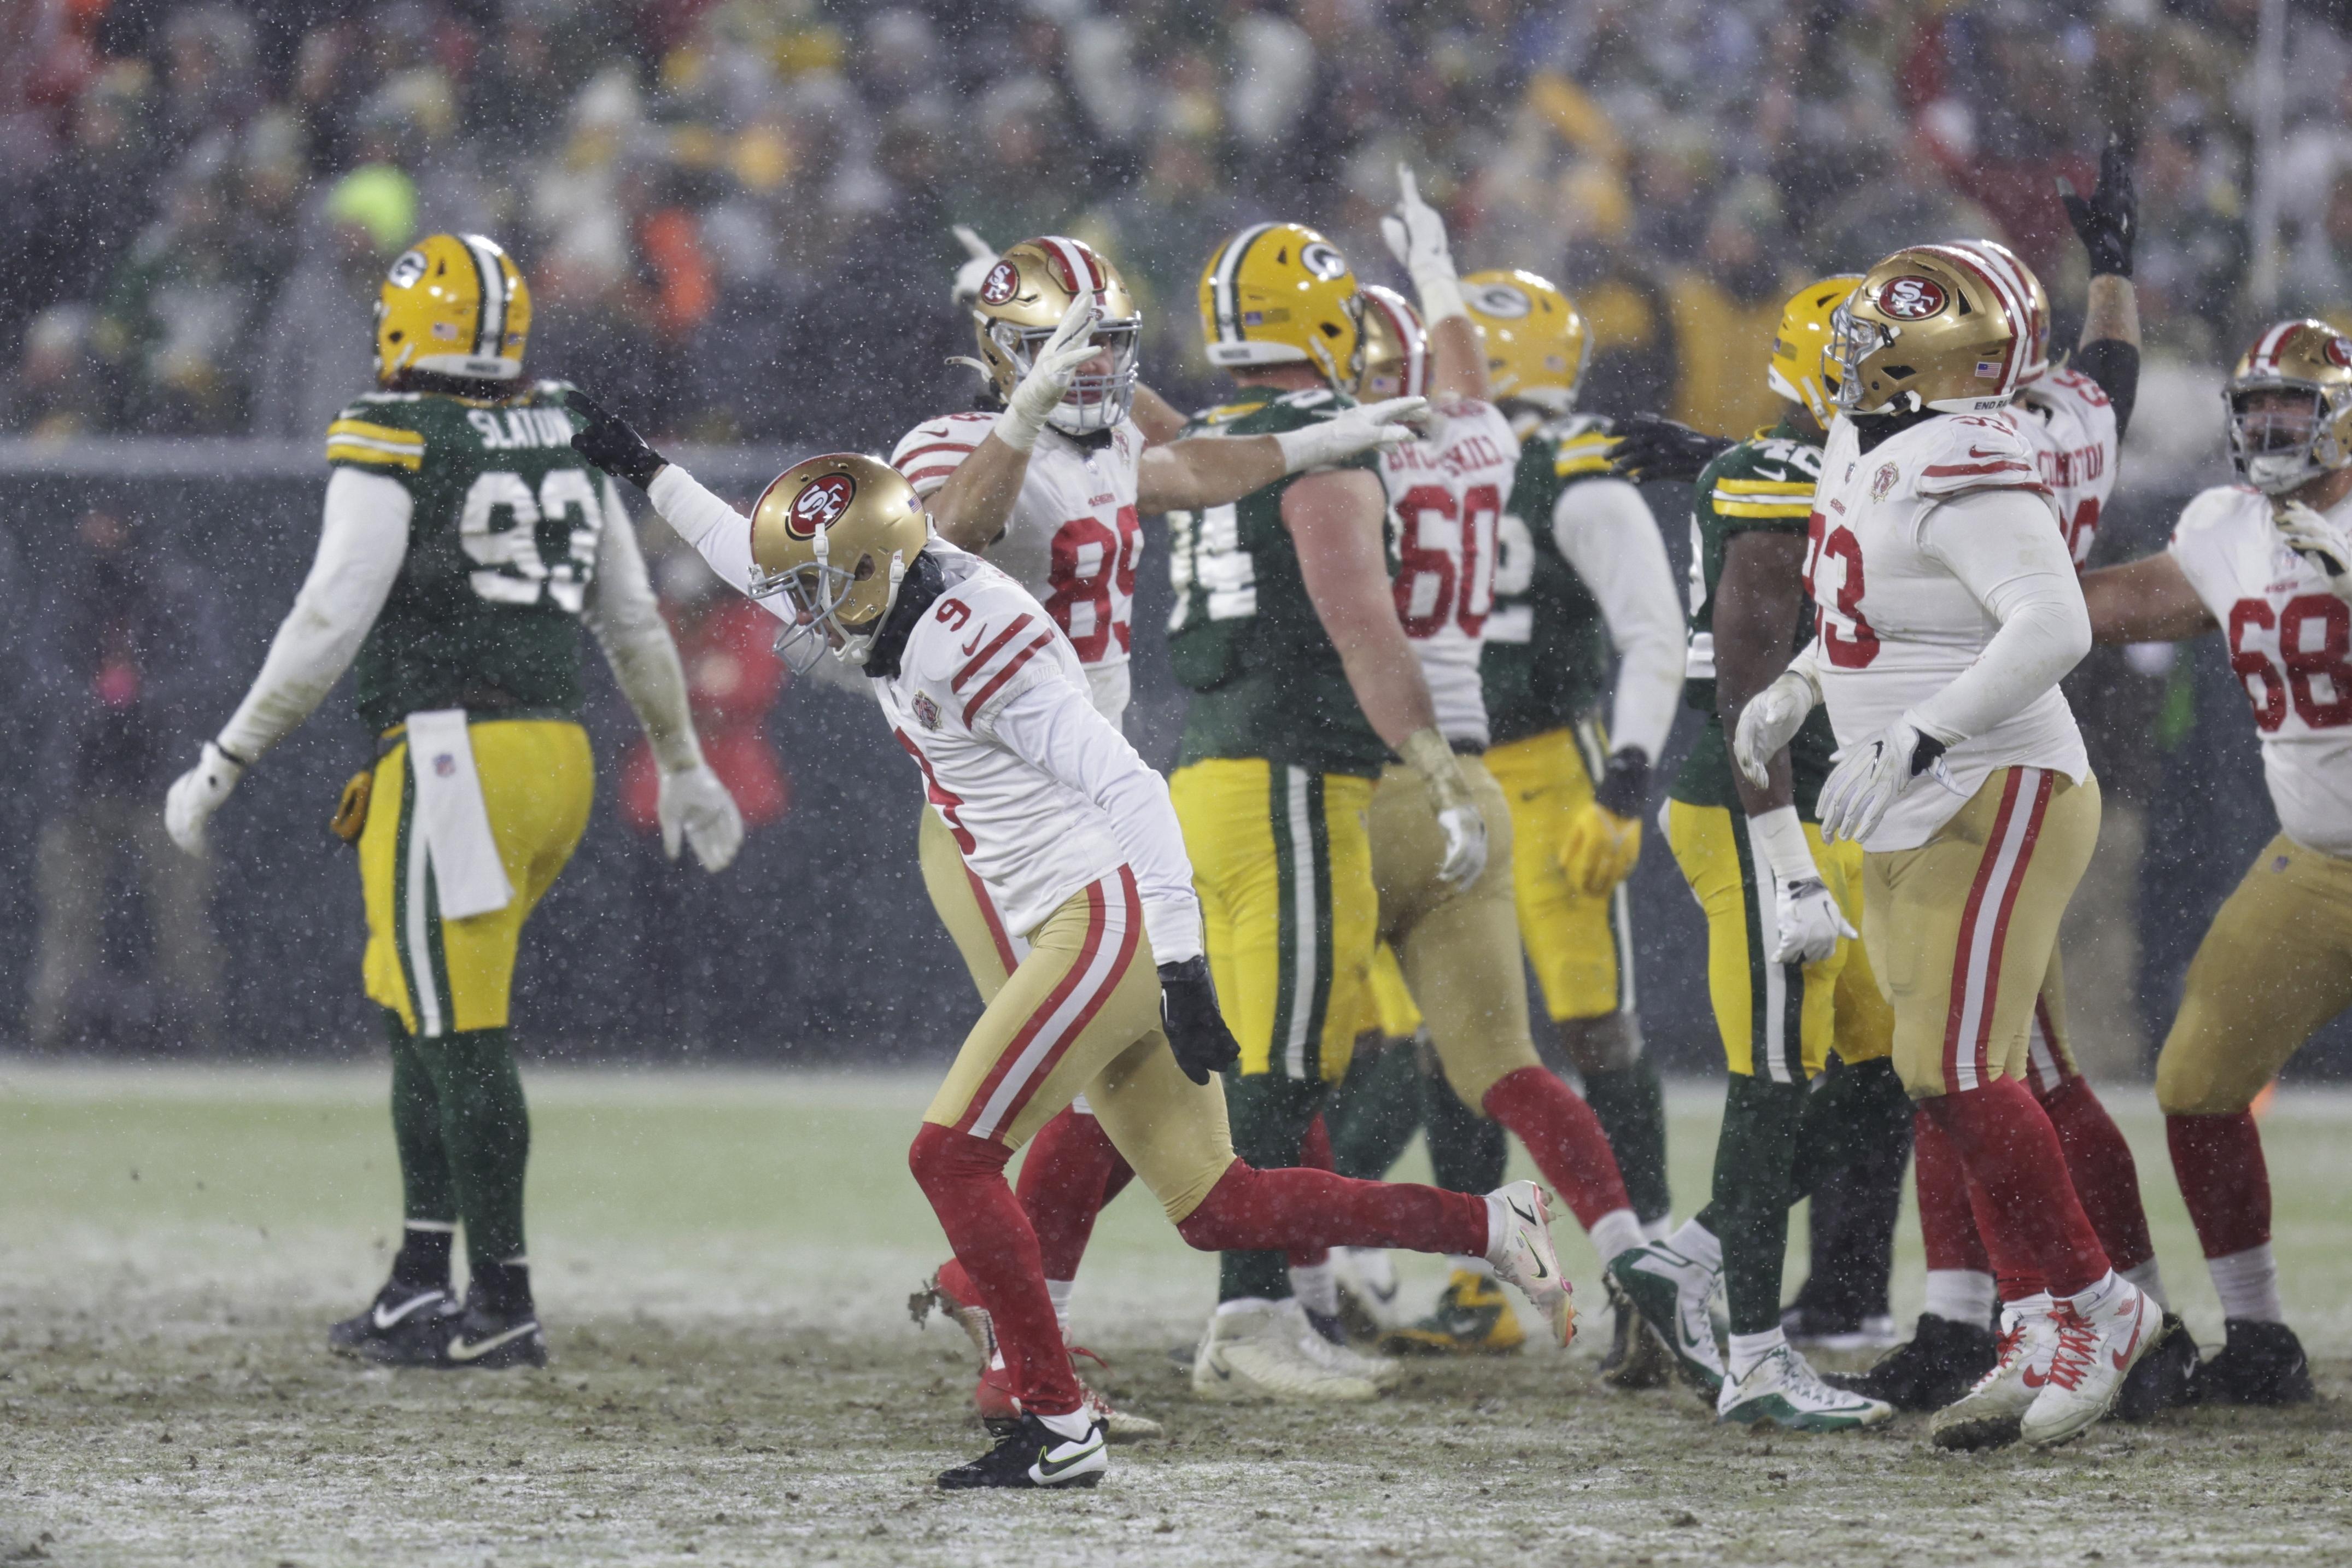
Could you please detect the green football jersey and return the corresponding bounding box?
[1165,385,1389,777]
[1480,415,1616,747]
[1667,416,1839,815]
[326,385,611,734]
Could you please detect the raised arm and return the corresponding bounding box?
[2080,551,2216,643]
[1136,398,1425,513]
[1384,164,1487,403]
[2062,132,2142,437]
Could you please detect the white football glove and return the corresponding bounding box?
[1817,714,1963,845]
[658,761,745,873]
[165,740,244,857]
[1272,395,1431,472]
[2277,499,2352,605]
[950,225,998,309]
[1380,163,1465,320]
[1400,727,1489,893]
[993,292,1101,454]
[1770,874,1858,966]
[1731,666,1821,790]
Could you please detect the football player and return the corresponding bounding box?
[162,233,744,1370]
[564,410,1573,1488]
[2074,316,2352,1407]
[1734,242,2157,1450]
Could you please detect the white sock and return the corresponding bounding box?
[1664,1215,1722,1275]
[1445,1253,1496,1279]
[1589,1207,1647,1267]
[2064,1270,2125,1319]
[1727,1327,1786,1382]
[2207,1243,2285,1324]
[2120,1259,2169,1312]
[1290,1261,1339,1318]
[1642,1214,1675,1243]
[1035,1406,1095,1443]
[1215,1296,1278,1319]
[1343,1247,1401,1294]
[1923,1268,1998,1327]
[1047,1278,1074,1342]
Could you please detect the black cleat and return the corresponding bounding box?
[328,1282,454,1365]
[937,1412,1107,1490]
[1596,1273,1673,1389]
[433,1284,547,1371]
[1779,1301,1898,1352]
[2192,1319,2316,1406]
[2113,1313,2200,1421]
[1823,1312,1997,1412]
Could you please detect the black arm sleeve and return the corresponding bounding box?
[2072,338,2139,441]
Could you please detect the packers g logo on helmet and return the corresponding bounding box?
[1768,274,1860,426]
[1461,268,1588,414]
[1199,221,1362,383]
[375,233,530,384]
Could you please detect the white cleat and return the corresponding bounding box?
[2021,1282,2157,1449]
[1284,1298,1403,1388]
[1931,1297,2056,1452]
[1192,1300,1378,1402]
[1484,1180,1577,1348]
[1607,1243,1726,1397]
[1332,1247,1407,1336]
[1718,1343,1895,1432]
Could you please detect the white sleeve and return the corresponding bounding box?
[1910,487,2092,743]
[1552,476,1682,762]
[215,467,410,760]
[580,477,704,774]
[986,681,1203,966]
[646,464,773,616]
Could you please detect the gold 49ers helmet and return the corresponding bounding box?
[1767,273,1862,425]
[1462,268,1589,414]
[1947,238,2051,381]
[1199,221,1361,383]
[376,233,531,383]
[2224,319,2352,495]
[1356,285,1427,401]
[1830,243,2035,416]
[970,236,1140,436]
[747,453,931,672]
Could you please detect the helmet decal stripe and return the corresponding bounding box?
[1213,223,1276,344]
[463,234,508,360]
[1042,236,1101,297]
[2251,319,2298,374]
[1917,244,2026,395]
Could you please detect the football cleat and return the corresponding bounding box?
[2113,1312,2201,1421]
[1382,1268,1526,1357]
[327,1281,453,1366]
[1332,1247,1406,1339]
[1607,1243,1725,1399]
[1825,1312,1998,1412]
[977,1353,1164,1444]
[2020,1282,2157,1448]
[909,1269,998,1367]
[2191,1318,2317,1407]
[1484,1181,1576,1349]
[1595,1272,1674,1389]
[1192,1301,1378,1402]
[433,1284,547,1371]
[1930,1300,2055,1451]
[1779,1303,1899,1352]
[1287,1300,1403,1387]
[937,1412,1107,1491]
[1718,1343,1895,1432]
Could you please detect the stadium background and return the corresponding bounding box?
[0,0,2345,1076]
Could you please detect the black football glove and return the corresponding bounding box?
[1608,413,1734,483]
[1159,955,1239,1086]
[565,387,668,489]
[2059,130,2137,279]
[1592,746,1651,821]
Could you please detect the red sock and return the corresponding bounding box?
[908,1123,1081,1417]
[1013,1107,1134,1284]
[1175,1160,1489,1257]
[1959,1156,2047,1302]
[1920,1078,2108,1298]
[1287,1114,1337,1271]
[2037,1075,2154,1274]
[1479,1066,1632,1230]
[2166,1111,2271,1259]
[1912,1107,1992,1274]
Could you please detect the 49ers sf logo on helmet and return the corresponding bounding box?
[978,261,1020,307]
[787,472,857,537]
[2327,335,2352,369]
[1877,276,1948,320]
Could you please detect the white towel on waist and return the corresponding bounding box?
[405,709,515,921]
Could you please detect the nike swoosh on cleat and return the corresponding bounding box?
[372,1294,443,1331]
[446,1323,539,1362]
[1508,1201,1540,1227]
[2020,1365,2049,1389]
[1033,1440,1103,1480]
[2110,1307,2146,1371]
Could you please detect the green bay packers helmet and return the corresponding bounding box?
[1830,244,2034,416]
[1768,274,1862,425]
[1462,268,1589,414]
[376,233,530,383]
[2225,319,2352,494]
[747,453,931,672]
[971,236,1140,435]
[1199,221,1361,383]
[1356,285,1427,401]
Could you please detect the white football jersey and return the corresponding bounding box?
[2168,484,2352,858]
[1808,412,2088,849]
[2005,367,2120,570]
[891,412,1145,727]
[1377,397,1520,748]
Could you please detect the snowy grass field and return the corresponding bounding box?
[3,1060,2348,1567]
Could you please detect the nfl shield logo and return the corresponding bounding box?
[912,692,941,730]
[434,753,457,778]
[1871,463,1899,501]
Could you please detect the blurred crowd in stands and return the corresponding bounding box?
[2,0,2347,454]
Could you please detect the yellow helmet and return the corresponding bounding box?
[971,236,1141,435]
[747,453,931,672]
[1198,221,1360,383]
[2225,319,2352,495]
[1951,238,2050,380]
[1830,243,2035,416]
[1462,268,1588,414]
[1355,285,1427,401]
[375,233,530,383]
[1767,273,1862,425]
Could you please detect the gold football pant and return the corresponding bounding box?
[2156,833,2352,1116]
[1863,768,2100,1101]
[1484,726,1635,1021]
[1170,759,1378,1085]
[360,718,593,1038]
[1664,799,1892,1081]
[917,806,1023,1004]
[920,866,1236,1224]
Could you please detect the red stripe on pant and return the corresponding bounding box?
[966,860,1020,976]
[1943,769,2051,1096]
[2167,1111,2271,1259]
[954,870,1139,1139]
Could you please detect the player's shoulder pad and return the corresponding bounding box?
[1902,414,2045,501]
[2170,482,2267,547]
[1207,387,1345,437]
[1545,413,1617,483]
[890,411,995,495]
[1702,433,1823,520]
[325,393,428,476]
[906,563,1066,729]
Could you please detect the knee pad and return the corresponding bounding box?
[908,1121,1010,1195]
